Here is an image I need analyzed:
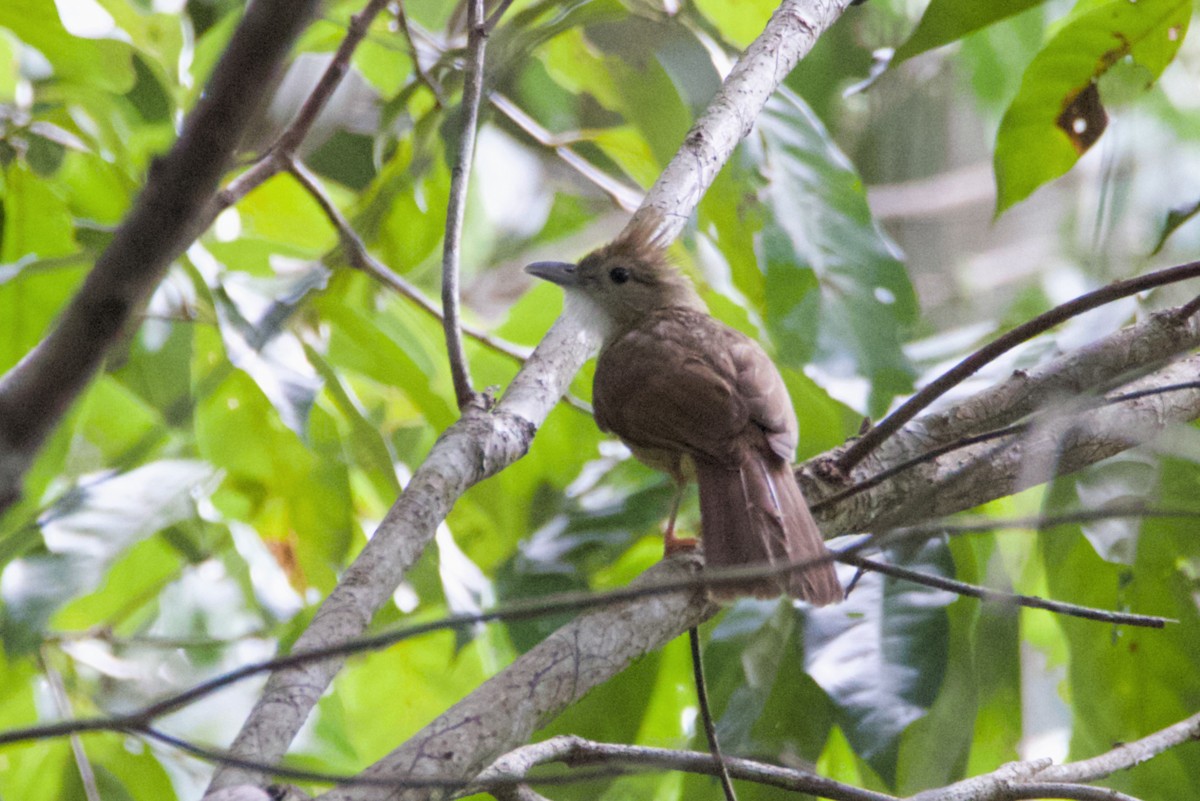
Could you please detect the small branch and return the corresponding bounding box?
[1173,291,1200,320]
[490,93,643,212]
[0,532,1167,756]
[876,506,1200,540]
[874,303,1200,472]
[1007,785,1139,801]
[1034,709,1200,785]
[285,160,593,414]
[812,422,1027,514]
[475,735,898,801]
[815,377,1200,514]
[395,0,446,105]
[808,353,1200,537]
[843,555,1168,628]
[689,627,737,801]
[41,648,101,801]
[211,0,391,217]
[441,0,492,410]
[906,759,1138,801]
[483,0,516,33]
[286,161,534,364]
[837,260,1200,474]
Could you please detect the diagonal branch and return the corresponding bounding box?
[0,0,321,513]
[836,261,1200,474]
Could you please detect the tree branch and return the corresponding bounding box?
[809,350,1200,536]
[1034,710,1200,785]
[318,559,715,801]
[441,0,491,409]
[316,342,1200,799]
[837,261,1200,474]
[471,734,898,801]
[0,0,321,513]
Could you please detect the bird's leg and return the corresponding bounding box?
[663,480,698,556]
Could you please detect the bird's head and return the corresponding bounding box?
[525,225,704,340]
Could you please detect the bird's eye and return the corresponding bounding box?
[609,266,631,284]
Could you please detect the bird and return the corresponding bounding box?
[525,225,842,604]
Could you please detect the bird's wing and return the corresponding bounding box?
[594,309,797,464]
[725,331,799,463]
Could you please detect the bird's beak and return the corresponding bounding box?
[525,261,579,288]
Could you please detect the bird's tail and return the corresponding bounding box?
[696,452,842,605]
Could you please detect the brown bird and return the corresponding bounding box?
[526,228,842,604]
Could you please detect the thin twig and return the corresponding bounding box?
[688,627,737,801]
[0,532,1169,754]
[1007,784,1140,801]
[40,648,101,801]
[491,93,644,212]
[285,160,593,414]
[1173,291,1200,321]
[441,0,492,409]
[285,161,533,360]
[212,0,391,214]
[844,554,1168,627]
[483,0,516,33]
[395,0,446,106]
[837,259,1200,474]
[140,725,629,790]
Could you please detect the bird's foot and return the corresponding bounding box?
[663,531,699,557]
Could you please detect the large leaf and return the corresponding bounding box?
[1036,453,1200,793]
[0,0,135,93]
[893,0,1050,64]
[804,539,956,785]
[994,0,1190,213]
[0,460,215,651]
[207,260,328,437]
[748,90,917,417]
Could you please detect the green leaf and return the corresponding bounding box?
[1040,461,1200,793]
[209,265,328,437]
[1152,195,1200,255]
[0,0,135,93]
[692,0,778,49]
[750,90,917,417]
[994,0,1191,213]
[893,0,1050,64]
[0,460,215,651]
[804,539,955,786]
[585,18,697,169]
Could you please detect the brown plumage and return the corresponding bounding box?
[526,229,842,604]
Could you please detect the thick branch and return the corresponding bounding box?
[0,0,320,513]
[809,353,1200,534]
[473,734,897,801]
[864,305,1200,471]
[319,560,715,801]
[837,262,1200,473]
